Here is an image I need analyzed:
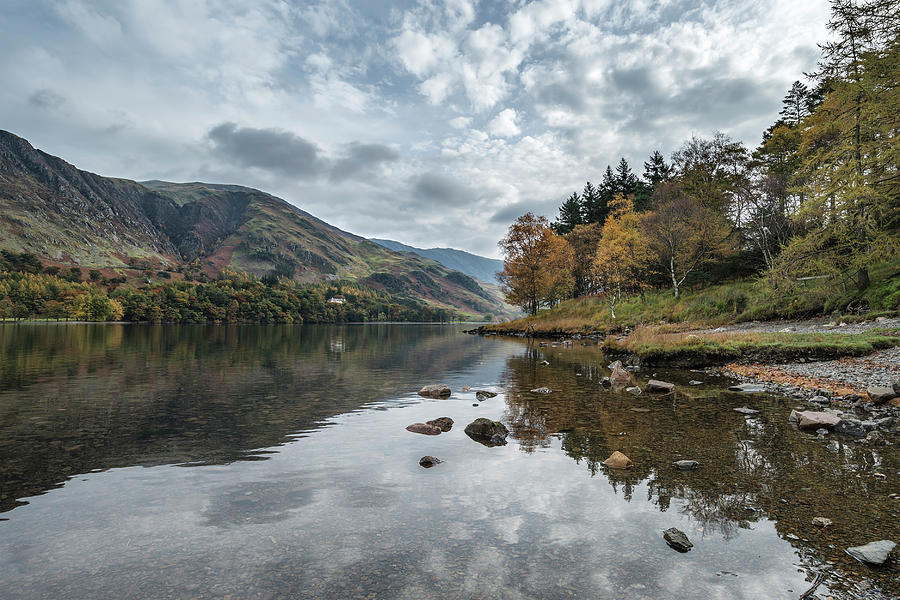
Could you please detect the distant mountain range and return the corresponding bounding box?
[0,130,518,318]
[370,239,503,285]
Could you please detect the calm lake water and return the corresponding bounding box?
[1,324,897,599]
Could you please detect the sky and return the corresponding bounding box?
[0,0,830,258]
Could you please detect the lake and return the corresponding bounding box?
[0,324,897,599]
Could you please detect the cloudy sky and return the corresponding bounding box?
[1,0,829,258]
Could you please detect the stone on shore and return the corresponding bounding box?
[796,411,841,430]
[406,423,442,435]
[664,528,693,552]
[867,386,897,404]
[419,456,443,468]
[426,417,454,432]
[845,540,896,566]
[893,379,900,395]
[602,451,633,469]
[646,380,676,393]
[464,418,509,446]
[418,384,451,398]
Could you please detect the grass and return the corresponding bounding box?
[484,259,900,335]
[602,326,900,366]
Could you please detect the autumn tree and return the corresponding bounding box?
[593,195,650,318]
[498,213,575,315]
[642,185,734,298]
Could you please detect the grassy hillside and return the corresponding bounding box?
[485,260,900,335]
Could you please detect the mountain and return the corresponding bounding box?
[0,130,516,318]
[370,238,503,284]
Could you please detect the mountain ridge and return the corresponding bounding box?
[370,238,503,285]
[0,129,515,318]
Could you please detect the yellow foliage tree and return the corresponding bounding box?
[593,195,650,318]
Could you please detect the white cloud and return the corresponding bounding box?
[487,108,521,137]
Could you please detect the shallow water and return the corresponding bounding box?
[0,324,897,599]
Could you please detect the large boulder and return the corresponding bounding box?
[663,528,693,552]
[426,417,454,432]
[602,451,633,469]
[464,418,509,446]
[796,411,841,430]
[846,540,896,566]
[646,380,676,393]
[867,386,897,405]
[418,384,451,398]
[406,423,442,435]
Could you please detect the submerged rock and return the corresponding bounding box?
[812,517,833,528]
[602,451,633,469]
[834,418,867,437]
[868,386,897,404]
[809,395,830,405]
[846,540,896,566]
[475,390,498,401]
[673,460,700,471]
[664,528,693,552]
[689,380,703,385]
[531,387,552,394]
[734,406,760,415]
[464,418,509,446]
[418,384,451,398]
[625,386,642,396]
[728,383,767,393]
[419,456,443,468]
[426,417,454,432]
[610,364,632,387]
[406,423,442,435]
[646,379,676,393]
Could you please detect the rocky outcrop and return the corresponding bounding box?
[845,540,896,565]
[602,451,633,469]
[418,384,451,398]
[663,528,693,552]
[464,418,509,446]
[406,423,442,435]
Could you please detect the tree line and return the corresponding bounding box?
[499,0,898,316]
[0,251,462,323]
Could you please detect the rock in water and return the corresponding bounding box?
[845,540,896,565]
[734,406,759,415]
[531,387,552,394]
[663,528,693,552]
[426,417,454,432]
[834,418,867,437]
[602,451,633,469]
[406,423,442,435]
[867,386,897,404]
[464,418,509,446]
[673,460,700,471]
[646,380,676,393]
[625,386,642,396]
[796,411,841,430]
[419,456,443,468]
[475,390,498,401]
[418,384,451,398]
[610,364,632,387]
[812,517,832,528]
[728,383,767,393]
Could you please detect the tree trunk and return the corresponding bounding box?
[670,257,679,298]
[855,267,869,291]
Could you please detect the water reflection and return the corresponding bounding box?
[0,326,896,599]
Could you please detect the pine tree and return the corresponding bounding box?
[615,158,639,197]
[552,192,584,235]
[642,151,673,189]
[581,181,607,225]
[779,80,810,125]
